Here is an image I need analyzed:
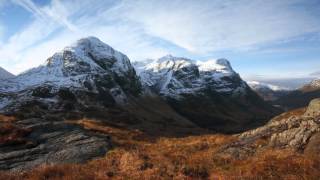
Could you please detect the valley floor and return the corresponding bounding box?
[0,118,319,180]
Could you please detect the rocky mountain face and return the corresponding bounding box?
[0,37,142,111]
[0,37,317,178]
[275,78,320,110]
[0,37,281,170]
[135,55,280,132]
[134,55,247,97]
[0,37,141,170]
[219,98,320,159]
[0,67,14,80]
[247,81,290,101]
[0,38,197,170]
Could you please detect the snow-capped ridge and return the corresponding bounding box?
[62,36,131,73]
[135,55,246,97]
[158,54,191,62]
[197,58,233,74]
[144,55,194,72]
[0,37,139,95]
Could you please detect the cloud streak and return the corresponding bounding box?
[12,0,77,31]
[0,0,319,76]
[114,0,320,53]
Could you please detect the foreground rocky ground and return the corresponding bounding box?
[0,99,319,179]
[0,116,111,171]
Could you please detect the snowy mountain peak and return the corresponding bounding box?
[135,56,247,97]
[20,36,134,79]
[157,55,192,63]
[0,37,141,101]
[158,54,175,61]
[216,58,231,67]
[144,55,194,73]
[197,58,233,73]
[53,36,131,73]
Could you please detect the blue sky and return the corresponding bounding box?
[0,0,320,80]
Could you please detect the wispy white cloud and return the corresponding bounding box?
[0,0,170,74]
[12,0,77,31]
[113,0,320,53]
[0,0,320,75]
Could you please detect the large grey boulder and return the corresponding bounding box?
[304,98,320,117]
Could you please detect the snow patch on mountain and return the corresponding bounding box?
[197,59,232,73]
[247,81,289,91]
[0,37,134,93]
[134,55,247,98]
[0,37,142,111]
[309,79,320,88]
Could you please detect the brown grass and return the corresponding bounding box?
[0,115,16,122]
[272,107,306,122]
[0,122,32,146]
[0,119,319,180]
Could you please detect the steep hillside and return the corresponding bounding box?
[0,38,199,170]
[1,99,318,179]
[0,37,282,171]
[135,56,280,132]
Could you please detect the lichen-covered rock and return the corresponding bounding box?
[304,98,320,117]
[219,98,320,159]
[268,117,319,149]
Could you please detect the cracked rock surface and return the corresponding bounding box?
[219,98,320,159]
[0,118,111,171]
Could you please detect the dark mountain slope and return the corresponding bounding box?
[275,79,320,110]
[135,56,280,133]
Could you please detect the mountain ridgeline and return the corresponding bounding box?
[247,81,291,102]
[0,37,278,133]
[275,79,320,110]
[0,37,280,170]
[134,55,279,132]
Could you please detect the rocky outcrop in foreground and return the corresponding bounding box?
[0,117,111,171]
[220,98,320,159]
